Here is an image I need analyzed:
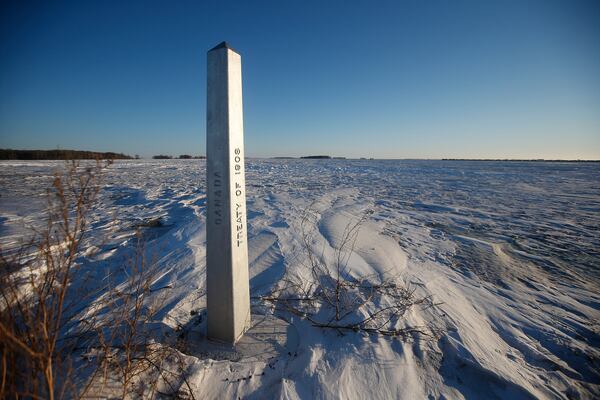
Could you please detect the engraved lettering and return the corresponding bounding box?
[213,171,223,225]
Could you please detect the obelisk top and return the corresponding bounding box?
[209,41,239,54]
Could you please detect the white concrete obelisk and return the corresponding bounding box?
[206,42,250,343]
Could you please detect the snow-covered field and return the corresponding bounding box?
[1,159,599,399]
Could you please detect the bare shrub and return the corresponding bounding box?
[0,160,197,399]
[80,230,195,399]
[0,160,109,399]
[258,207,440,339]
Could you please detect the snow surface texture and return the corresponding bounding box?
[1,159,599,399]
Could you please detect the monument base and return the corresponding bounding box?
[180,312,298,363]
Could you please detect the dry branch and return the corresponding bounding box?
[256,206,440,341]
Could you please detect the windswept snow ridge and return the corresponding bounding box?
[0,159,598,399]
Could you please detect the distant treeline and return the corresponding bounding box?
[300,155,332,159]
[0,149,133,160]
[152,155,206,159]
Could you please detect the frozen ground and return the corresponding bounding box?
[1,159,599,399]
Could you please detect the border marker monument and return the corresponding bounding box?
[206,42,251,343]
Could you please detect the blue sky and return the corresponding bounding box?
[1,0,599,159]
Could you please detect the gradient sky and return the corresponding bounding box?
[1,0,599,159]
